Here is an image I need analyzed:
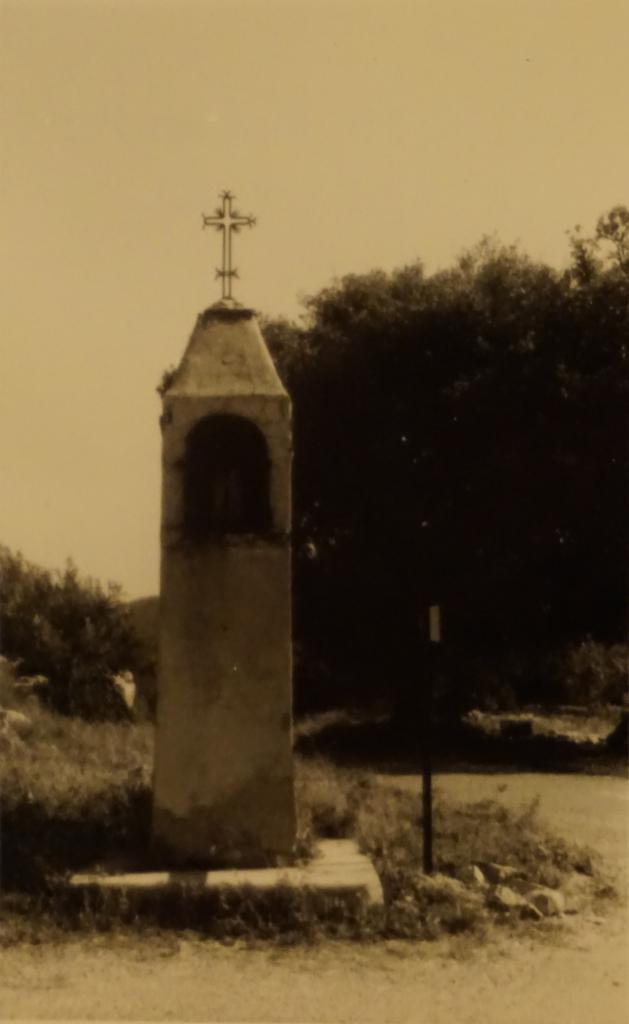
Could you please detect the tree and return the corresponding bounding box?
[265,211,628,710]
[0,546,144,718]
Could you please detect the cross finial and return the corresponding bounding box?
[202,190,256,305]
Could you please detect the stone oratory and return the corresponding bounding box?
[152,191,296,865]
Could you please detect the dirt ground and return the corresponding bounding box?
[1,773,627,1024]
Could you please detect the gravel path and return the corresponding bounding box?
[1,773,627,1023]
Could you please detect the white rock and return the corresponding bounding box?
[112,670,136,711]
[491,885,528,911]
[521,901,544,920]
[528,888,565,916]
[458,864,488,887]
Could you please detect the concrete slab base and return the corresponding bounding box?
[69,839,383,907]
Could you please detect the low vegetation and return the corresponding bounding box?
[0,546,149,720]
[0,708,618,945]
[296,757,616,938]
[0,703,153,890]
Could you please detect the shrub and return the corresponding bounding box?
[0,546,146,720]
[550,639,628,707]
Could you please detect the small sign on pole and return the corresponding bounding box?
[429,604,441,644]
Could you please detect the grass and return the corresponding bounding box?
[0,707,620,945]
[0,703,153,887]
[295,756,616,939]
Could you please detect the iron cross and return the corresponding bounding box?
[202,190,256,302]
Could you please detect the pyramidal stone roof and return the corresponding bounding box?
[168,305,286,398]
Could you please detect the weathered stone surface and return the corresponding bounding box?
[528,887,565,916]
[152,307,296,866]
[166,308,287,400]
[70,839,383,907]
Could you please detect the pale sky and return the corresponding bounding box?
[1,0,627,598]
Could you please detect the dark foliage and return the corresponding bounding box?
[263,211,629,712]
[0,547,146,719]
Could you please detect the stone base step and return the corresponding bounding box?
[69,839,383,907]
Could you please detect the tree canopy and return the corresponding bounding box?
[263,210,628,708]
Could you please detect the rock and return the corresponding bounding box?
[488,882,560,922]
[490,885,528,911]
[480,862,525,885]
[112,670,136,712]
[0,707,32,738]
[457,864,488,888]
[521,901,544,920]
[528,887,565,916]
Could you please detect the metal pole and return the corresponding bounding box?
[422,731,433,874]
[422,604,440,874]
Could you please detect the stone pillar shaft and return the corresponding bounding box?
[152,308,296,866]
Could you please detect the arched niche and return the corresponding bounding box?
[183,414,272,540]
